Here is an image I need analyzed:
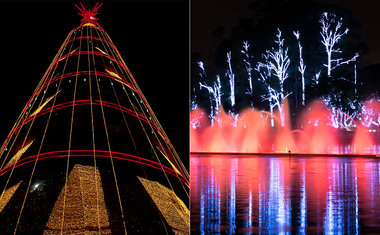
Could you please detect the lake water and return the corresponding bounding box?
[191,154,380,234]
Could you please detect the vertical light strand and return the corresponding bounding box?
[0,29,76,170]
[13,26,80,235]
[90,30,145,172]
[86,26,102,234]
[0,28,76,161]
[96,29,189,190]
[89,26,128,235]
[96,29,189,192]
[94,30,178,189]
[91,27,172,233]
[102,31,189,179]
[60,26,84,233]
[2,27,75,212]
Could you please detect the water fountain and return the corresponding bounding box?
[191,99,380,155]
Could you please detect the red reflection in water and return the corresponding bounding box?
[191,155,380,233]
[191,99,380,154]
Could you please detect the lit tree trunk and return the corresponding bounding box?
[256,29,290,127]
[242,41,254,107]
[293,31,306,106]
[226,52,235,109]
[320,12,359,77]
[198,61,218,126]
[354,62,357,96]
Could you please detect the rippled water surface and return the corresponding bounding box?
[191,154,380,234]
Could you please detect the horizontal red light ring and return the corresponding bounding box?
[73,24,106,34]
[66,36,119,54]
[40,50,128,114]
[34,25,107,88]
[0,150,188,185]
[18,100,161,136]
[7,100,168,151]
[100,30,140,86]
[50,51,127,73]
[1,28,154,156]
[85,30,155,125]
[0,149,185,181]
[93,101,170,143]
[32,71,141,99]
[92,101,170,143]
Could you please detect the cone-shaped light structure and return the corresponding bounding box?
[0,3,189,234]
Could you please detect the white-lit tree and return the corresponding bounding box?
[226,51,235,109]
[353,59,358,96]
[241,41,254,95]
[293,31,306,106]
[323,93,360,129]
[198,61,223,126]
[360,99,380,128]
[256,28,290,126]
[320,12,359,77]
[191,90,198,110]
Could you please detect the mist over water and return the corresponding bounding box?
[191,99,380,154]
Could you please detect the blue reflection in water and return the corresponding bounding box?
[199,167,221,234]
[323,162,360,234]
[258,182,263,232]
[191,155,380,234]
[248,189,252,228]
[299,162,307,233]
[227,159,237,234]
[265,159,291,234]
[200,188,204,234]
[354,168,359,235]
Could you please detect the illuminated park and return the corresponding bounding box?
[191,1,380,234]
[191,12,380,156]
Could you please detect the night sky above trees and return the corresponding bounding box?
[193,0,380,65]
[191,0,380,129]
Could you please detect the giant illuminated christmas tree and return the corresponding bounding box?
[0,3,189,234]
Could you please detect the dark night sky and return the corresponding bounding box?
[192,0,380,65]
[0,1,189,165]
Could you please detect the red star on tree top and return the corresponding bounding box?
[75,2,102,26]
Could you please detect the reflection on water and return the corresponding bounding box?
[191,155,380,234]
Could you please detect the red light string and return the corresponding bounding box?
[2,99,170,159]
[50,51,127,72]
[31,71,141,99]
[0,150,188,185]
